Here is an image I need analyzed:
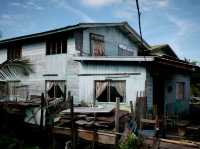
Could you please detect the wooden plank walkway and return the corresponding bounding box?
[145,137,200,149]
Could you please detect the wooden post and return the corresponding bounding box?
[68,91,71,101]
[70,95,76,149]
[115,97,120,147]
[152,115,160,149]
[130,101,135,122]
[40,93,45,128]
[63,85,67,101]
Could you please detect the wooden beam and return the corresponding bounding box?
[115,98,120,132]
[53,127,116,145]
[115,98,120,147]
[70,94,76,149]
[130,101,135,121]
[78,73,141,76]
[141,118,156,124]
[145,137,200,149]
[40,93,45,128]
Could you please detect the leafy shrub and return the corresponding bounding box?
[119,133,144,149]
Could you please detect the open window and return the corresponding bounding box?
[95,80,126,102]
[7,81,21,100]
[46,80,65,98]
[46,39,67,55]
[118,44,134,56]
[90,33,105,56]
[0,81,7,100]
[7,45,22,60]
[176,82,185,100]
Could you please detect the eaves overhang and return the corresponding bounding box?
[73,56,155,62]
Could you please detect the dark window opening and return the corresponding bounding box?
[46,39,67,55]
[74,30,83,53]
[7,45,22,60]
[46,80,65,98]
[48,84,63,98]
[95,80,126,102]
[0,81,7,99]
[90,33,105,56]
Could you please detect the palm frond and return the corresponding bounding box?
[0,58,34,80]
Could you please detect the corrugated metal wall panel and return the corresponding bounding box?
[83,27,138,56]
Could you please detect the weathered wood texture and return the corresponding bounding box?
[62,106,114,114]
[145,137,200,149]
[53,127,116,145]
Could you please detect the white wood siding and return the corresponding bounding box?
[79,63,146,104]
[0,49,7,64]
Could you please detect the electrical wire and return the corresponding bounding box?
[135,0,148,59]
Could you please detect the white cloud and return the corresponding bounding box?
[0,14,31,27]
[10,0,44,10]
[168,16,187,36]
[0,14,16,26]
[50,0,94,22]
[82,0,122,7]
[166,14,198,57]
[10,2,21,7]
[113,0,170,20]
[81,0,169,8]
[10,0,94,22]
[114,9,136,20]
[157,0,169,7]
[139,0,169,11]
[1,14,12,20]
[0,13,37,39]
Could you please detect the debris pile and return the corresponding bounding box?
[54,106,129,131]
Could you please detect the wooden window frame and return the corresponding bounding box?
[7,80,20,97]
[45,80,66,98]
[94,80,126,103]
[118,44,134,56]
[90,33,105,56]
[46,39,67,55]
[7,45,22,60]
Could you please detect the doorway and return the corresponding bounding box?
[153,76,165,117]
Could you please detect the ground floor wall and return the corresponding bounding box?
[78,62,147,106]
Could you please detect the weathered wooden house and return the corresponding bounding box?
[0,22,193,116]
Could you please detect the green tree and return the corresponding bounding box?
[191,61,200,97]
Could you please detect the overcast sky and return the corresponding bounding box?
[0,0,199,61]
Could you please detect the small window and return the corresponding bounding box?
[7,45,22,60]
[46,39,67,55]
[8,81,20,100]
[118,44,134,56]
[176,82,185,100]
[90,33,105,56]
[0,81,7,99]
[95,80,126,102]
[46,80,66,98]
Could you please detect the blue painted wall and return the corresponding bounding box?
[164,73,190,115]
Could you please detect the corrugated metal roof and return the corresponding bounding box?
[0,22,150,49]
[150,44,178,58]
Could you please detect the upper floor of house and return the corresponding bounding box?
[0,22,152,64]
